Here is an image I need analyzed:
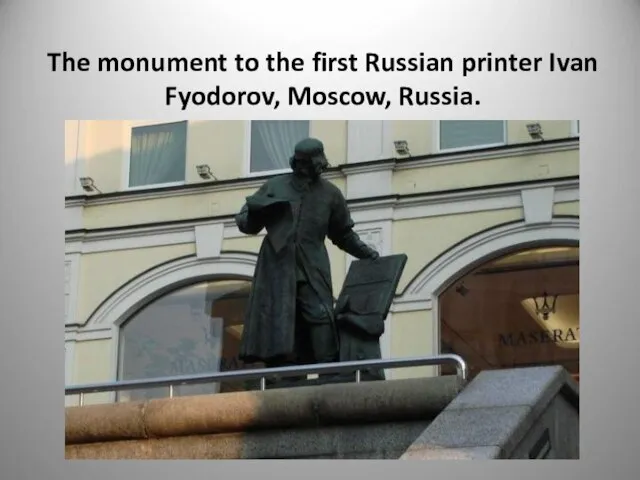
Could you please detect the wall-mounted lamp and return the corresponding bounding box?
[521,293,579,350]
[196,164,217,180]
[394,140,411,156]
[79,177,102,193]
[526,122,545,141]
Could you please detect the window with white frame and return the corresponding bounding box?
[249,120,310,174]
[128,121,188,188]
[438,120,506,152]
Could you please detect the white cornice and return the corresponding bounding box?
[64,140,578,208]
[392,178,579,221]
[389,299,433,313]
[66,170,346,207]
[66,197,86,208]
[65,326,113,342]
[397,182,572,208]
[65,178,579,255]
[392,140,579,171]
[342,159,396,175]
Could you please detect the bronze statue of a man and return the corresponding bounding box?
[235,138,379,372]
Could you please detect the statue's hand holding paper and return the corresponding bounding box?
[246,192,290,223]
[245,192,294,252]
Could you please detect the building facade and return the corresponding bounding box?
[64,120,580,405]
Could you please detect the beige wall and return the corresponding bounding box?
[394,208,524,292]
[389,121,437,156]
[393,148,579,195]
[83,121,127,193]
[72,120,348,194]
[76,244,195,324]
[507,120,571,144]
[72,339,112,405]
[387,120,573,157]
[312,121,348,165]
[553,201,579,216]
[82,177,347,230]
[390,310,436,379]
[83,187,255,229]
[221,235,263,253]
[67,120,577,196]
[186,121,245,181]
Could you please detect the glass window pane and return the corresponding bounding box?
[438,246,580,382]
[129,121,188,187]
[118,278,259,401]
[439,120,505,151]
[249,120,310,173]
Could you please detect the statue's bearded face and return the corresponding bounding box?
[294,156,328,180]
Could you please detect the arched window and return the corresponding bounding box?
[438,245,579,382]
[117,278,261,401]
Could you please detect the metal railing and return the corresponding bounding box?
[65,354,468,407]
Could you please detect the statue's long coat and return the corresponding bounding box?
[235,174,362,364]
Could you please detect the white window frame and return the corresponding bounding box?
[243,120,312,177]
[571,120,580,137]
[434,120,508,154]
[121,120,189,191]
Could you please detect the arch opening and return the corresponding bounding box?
[117,277,263,401]
[438,243,580,382]
[81,253,260,401]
